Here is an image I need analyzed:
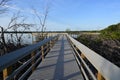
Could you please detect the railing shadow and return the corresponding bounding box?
[31,35,83,79]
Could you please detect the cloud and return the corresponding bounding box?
[4,5,22,11]
[3,4,44,16]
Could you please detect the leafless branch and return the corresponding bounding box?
[4,11,35,47]
[0,0,11,14]
[0,0,10,5]
[32,3,50,40]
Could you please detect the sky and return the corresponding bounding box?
[0,0,120,31]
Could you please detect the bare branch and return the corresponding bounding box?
[32,2,50,40]
[4,11,35,47]
[32,8,43,27]
[0,0,11,14]
[0,0,10,6]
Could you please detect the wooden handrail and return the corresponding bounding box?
[0,35,59,80]
[67,34,120,80]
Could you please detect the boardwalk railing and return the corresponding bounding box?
[0,35,58,80]
[67,34,120,80]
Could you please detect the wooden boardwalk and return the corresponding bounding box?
[28,35,84,80]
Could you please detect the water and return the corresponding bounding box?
[3,33,36,45]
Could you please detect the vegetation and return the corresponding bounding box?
[100,23,120,40]
[76,23,120,67]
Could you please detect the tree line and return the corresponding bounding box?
[101,23,120,39]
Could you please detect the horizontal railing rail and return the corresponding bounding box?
[67,34,120,80]
[0,35,59,80]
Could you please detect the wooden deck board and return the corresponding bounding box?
[28,35,84,80]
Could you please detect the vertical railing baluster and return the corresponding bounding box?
[97,72,105,80]
[47,42,49,53]
[3,66,12,80]
[81,53,86,59]
[31,51,35,72]
[41,46,44,60]
[49,40,52,50]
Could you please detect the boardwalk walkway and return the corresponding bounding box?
[28,35,83,80]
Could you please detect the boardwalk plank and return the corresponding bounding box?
[28,35,83,80]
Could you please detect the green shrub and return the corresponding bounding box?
[100,23,120,40]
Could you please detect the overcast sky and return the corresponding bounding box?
[0,0,120,31]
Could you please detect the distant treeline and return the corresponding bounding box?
[101,23,120,39]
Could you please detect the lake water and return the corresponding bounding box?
[3,33,36,45]
[1,33,78,45]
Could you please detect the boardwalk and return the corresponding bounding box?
[28,35,83,80]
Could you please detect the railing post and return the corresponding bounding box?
[41,46,44,60]
[47,42,49,51]
[49,40,52,50]
[31,51,35,72]
[45,42,49,54]
[55,36,58,42]
[81,53,86,59]
[51,38,54,45]
[3,66,12,80]
[97,72,105,80]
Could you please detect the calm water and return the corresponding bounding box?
[4,33,36,45]
[2,33,78,45]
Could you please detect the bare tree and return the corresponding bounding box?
[0,12,34,55]
[32,4,50,40]
[6,12,34,47]
[0,26,7,55]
